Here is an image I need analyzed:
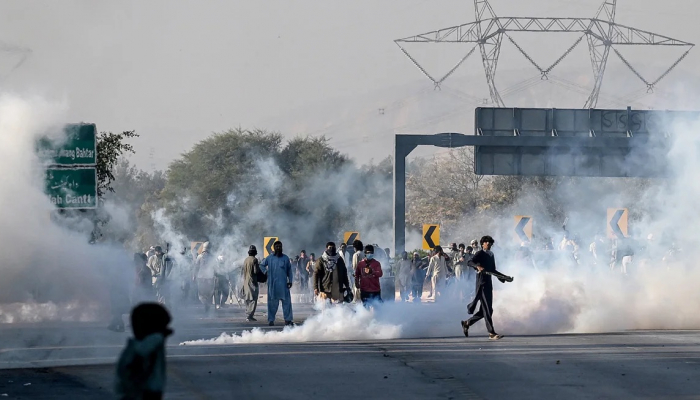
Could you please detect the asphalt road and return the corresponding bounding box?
[1,303,700,399]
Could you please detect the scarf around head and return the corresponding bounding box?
[321,251,339,272]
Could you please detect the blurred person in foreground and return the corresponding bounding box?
[261,241,294,326]
[115,303,173,400]
[462,236,505,340]
[355,244,383,306]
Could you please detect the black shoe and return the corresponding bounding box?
[285,321,295,326]
[269,321,274,326]
[460,321,469,337]
[246,317,257,322]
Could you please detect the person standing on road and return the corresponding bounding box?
[313,242,351,303]
[351,240,364,302]
[410,252,427,302]
[464,246,476,285]
[462,236,504,340]
[470,240,479,252]
[306,253,316,293]
[396,251,412,301]
[193,241,216,313]
[452,243,469,301]
[261,241,294,326]
[133,252,153,304]
[426,246,448,301]
[147,246,168,304]
[355,245,383,306]
[214,255,230,310]
[339,243,352,293]
[339,243,349,267]
[297,250,310,296]
[241,245,261,322]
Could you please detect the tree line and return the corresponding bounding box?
[95,128,652,253]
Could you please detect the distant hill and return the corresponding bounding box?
[256,62,700,165]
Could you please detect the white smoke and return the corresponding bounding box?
[178,112,700,345]
[0,94,131,322]
[181,302,402,345]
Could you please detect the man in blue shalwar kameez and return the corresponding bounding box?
[261,241,295,326]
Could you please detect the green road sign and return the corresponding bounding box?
[45,168,97,209]
[37,124,97,166]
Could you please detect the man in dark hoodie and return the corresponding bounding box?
[314,242,351,303]
[462,235,505,340]
[115,303,173,400]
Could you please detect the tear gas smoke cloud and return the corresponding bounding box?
[0,95,130,323]
[150,154,396,268]
[181,303,402,345]
[180,112,700,345]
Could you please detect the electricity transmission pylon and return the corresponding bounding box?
[395,0,694,108]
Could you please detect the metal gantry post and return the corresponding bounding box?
[393,136,416,255]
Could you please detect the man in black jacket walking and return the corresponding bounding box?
[461,235,505,340]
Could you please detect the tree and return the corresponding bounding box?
[104,158,167,249]
[96,130,139,199]
[158,128,286,240]
[406,149,484,232]
[279,135,348,180]
[155,128,390,251]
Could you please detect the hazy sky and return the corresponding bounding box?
[1,0,697,170]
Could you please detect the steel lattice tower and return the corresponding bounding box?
[395,0,694,108]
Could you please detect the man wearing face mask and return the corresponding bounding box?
[261,241,294,326]
[355,245,383,306]
[314,242,351,303]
